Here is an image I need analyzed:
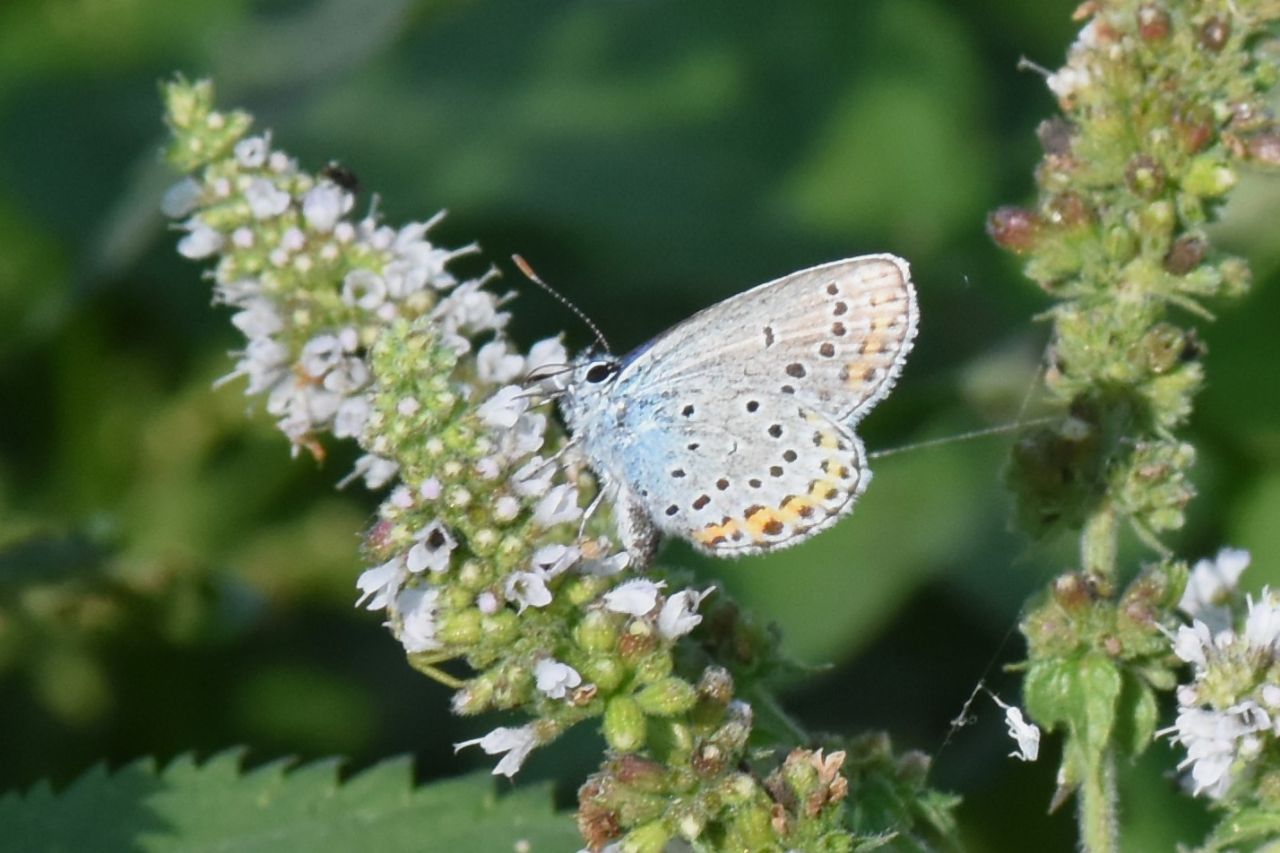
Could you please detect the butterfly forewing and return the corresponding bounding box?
[622,255,917,425]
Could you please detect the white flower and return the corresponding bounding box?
[433,280,510,345]
[1244,588,1280,653]
[476,591,500,615]
[657,586,715,639]
[532,483,581,528]
[244,177,291,219]
[333,396,371,439]
[454,725,539,777]
[161,178,202,218]
[604,579,666,616]
[506,570,553,612]
[476,340,526,385]
[534,658,582,700]
[234,135,269,168]
[477,385,529,429]
[406,522,456,574]
[323,357,369,394]
[1166,703,1271,798]
[341,453,399,489]
[1172,620,1213,669]
[225,336,288,394]
[355,557,405,610]
[1180,548,1250,633]
[230,299,283,338]
[511,457,556,498]
[531,544,579,579]
[395,585,442,653]
[177,221,223,259]
[300,334,344,377]
[302,183,352,232]
[525,336,568,381]
[341,269,388,310]
[501,412,547,459]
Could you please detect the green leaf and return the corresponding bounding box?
[1024,655,1123,802]
[1023,659,1075,731]
[0,749,580,852]
[1114,672,1158,758]
[1200,807,1280,852]
[1074,654,1122,760]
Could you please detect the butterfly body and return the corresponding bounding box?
[560,254,917,564]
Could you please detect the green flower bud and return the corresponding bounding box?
[635,677,699,717]
[619,820,672,853]
[583,655,627,692]
[632,649,674,685]
[576,610,621,653]
[1102,225,1138,261]
[1183,156,1237,198]
[605,695,648,752]
[480,610,518,646]
[438,608,482,645]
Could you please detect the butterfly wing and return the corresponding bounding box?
[614,400,867,554]
[607,254,915,555]
[620,254,917,425]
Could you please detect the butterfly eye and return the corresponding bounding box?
[585,362,616,383]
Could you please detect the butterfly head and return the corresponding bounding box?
[559,353,622,433]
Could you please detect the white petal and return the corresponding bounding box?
[657,586,715,639]
[603,579,666,616]
[534,658,582,700]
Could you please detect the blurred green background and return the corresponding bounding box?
[3,0,1279,849]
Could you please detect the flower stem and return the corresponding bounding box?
[1079,747,1117,853]
[746,684,810,745]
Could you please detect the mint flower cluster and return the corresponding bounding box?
[1167,549,1280,808]
[161,79,718,771]
[161,79,961,850]
[987,2,1280,847]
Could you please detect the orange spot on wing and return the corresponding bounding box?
[696,517,742,546]
[778,495,817,524]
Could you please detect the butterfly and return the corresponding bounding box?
[559,255,917,565]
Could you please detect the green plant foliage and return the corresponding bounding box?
[0,750,580,852]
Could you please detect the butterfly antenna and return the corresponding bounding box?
[513,255,612,354]
[867,416,1055,461]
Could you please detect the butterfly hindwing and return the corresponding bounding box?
[613,394,867,555]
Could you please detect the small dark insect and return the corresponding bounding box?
[320,161,361,195]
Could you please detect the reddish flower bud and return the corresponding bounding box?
[1037,117,1075,156]
[1198,16,1230,52]
[1248,132,1280,166]
[1173,104,1216,153]
[1137,4,1170,42]
[987,206,1043,254]
[1164,234,1207,275]
[1045,191,1093,228]
[1125,154,1165,197]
